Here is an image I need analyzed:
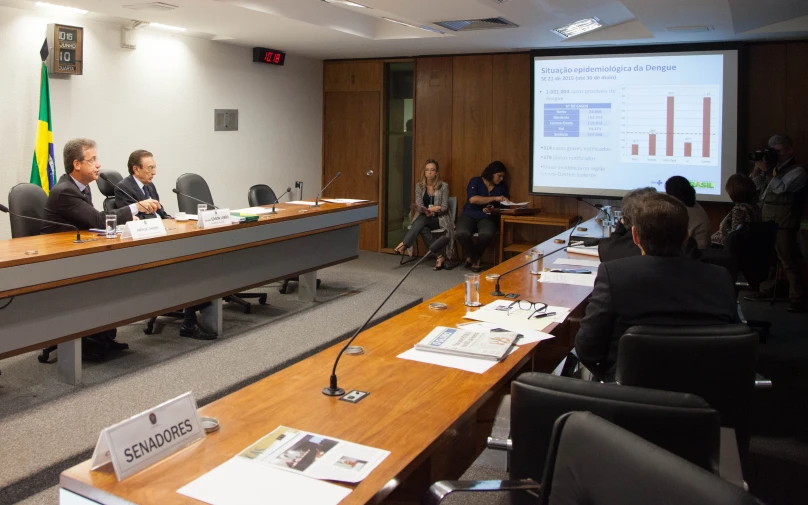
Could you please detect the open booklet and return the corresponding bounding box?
[415,326,519,361]
[500,201,529,208]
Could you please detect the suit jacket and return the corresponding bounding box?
[574,254,739,377]
[114,175,170,219]
[42,174,133,233]
[598,222,640,262]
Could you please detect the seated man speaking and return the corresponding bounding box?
[116,149,216,341]
[575,193,739,379]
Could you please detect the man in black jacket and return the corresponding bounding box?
[575,193,739,379]
[42,139,160,233]
[114,150,170,219]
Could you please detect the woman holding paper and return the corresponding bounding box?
[456,161,511,272]
[393,159,454,270]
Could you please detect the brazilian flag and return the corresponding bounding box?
[31,40,56,195]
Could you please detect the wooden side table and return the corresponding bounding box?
[499,213,579,262]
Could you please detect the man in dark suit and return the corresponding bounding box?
[115,149,216,340]
[576,193,739,379]
[42,139,160,233]
[114,150,170,219]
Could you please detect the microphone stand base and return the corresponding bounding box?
[322,387,345,397]
[491,289,505,297]
[268,208,278,214]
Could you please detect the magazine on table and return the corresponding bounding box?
[414,326,519,361]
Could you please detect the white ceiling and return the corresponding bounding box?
[5,0,808,59]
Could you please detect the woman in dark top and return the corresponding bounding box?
[711,173,761,246]
[456,161,510,272]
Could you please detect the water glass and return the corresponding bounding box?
[464,273,481,307]
[612,209,623,224]
[105,214,117,239]
[197,204,207,217]
[602,219,613,238]
[530,248,544,275]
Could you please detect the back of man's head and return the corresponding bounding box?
[633,193,689,257]
[621,187,657,228]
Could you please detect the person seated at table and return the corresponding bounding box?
[665,175,712,249]
[710,173,760,247]
[456,161,511,273]
[116,149,216,340]
[575,193,739,380]
[598,187,656,262]
[42,138,159,233]
[392,159,454,270]
[114,149,170,219]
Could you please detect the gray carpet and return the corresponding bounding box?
[0,252,467,505]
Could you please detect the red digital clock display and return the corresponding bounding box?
[252,47,286,66]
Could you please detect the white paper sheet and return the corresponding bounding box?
[455,322,555,345]
[566,245,600,257]
[286,200,319,206]
[321,198,369,204]
[177,457,351,505]
[397,347,518,373]
[500,201,529,207]
[553,258,600,268]
[463,300,571,334]
[539,271,597,287]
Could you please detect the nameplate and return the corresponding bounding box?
[120,217,167,241]
[90,392,205,481]
[198,208,231,229]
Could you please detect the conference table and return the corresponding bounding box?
[60,216,602,504]
[0,202,378,384]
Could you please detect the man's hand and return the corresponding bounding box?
[136,199,160,213]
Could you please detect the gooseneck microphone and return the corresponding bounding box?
[491,216,583,297]
[172,188,219,210]
[323,235,450,397]
[98,173,156,217]
[270,187,293,214]
[314,172,342,208]
[575,196,611,221]
[0,203,86,243]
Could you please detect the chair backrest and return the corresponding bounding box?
[540,412,762,505]
[176,173,214,214]
[615,324,758,442]
[248,184,277,207]
[726,221,778,289]
[510,373,720,490]
[447,196,458,224]
[8,183,47,238]
[96,170,124,212]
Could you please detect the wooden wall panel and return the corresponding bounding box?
[745,45,788,154]
[324,61,382,92]
[784,43,808,150]
[452,55,493,214]
[415,57,453,189]
[492,53,531,205]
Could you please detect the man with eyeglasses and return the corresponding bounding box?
[114,149,170,219]
[42,138,160,233]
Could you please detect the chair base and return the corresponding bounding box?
[280,278,321,294]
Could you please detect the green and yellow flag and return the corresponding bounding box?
[31,42,56,195]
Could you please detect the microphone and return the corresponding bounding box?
[576,196,611,221]
[98,173,156,217]
[323,235,450,397]
[269,186,292,214]
[0,203,86,243]
[491,216,583,297]
[314,172,341,208]
[172,188,219,210]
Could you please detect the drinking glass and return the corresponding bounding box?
[197,204,207,216]
[105,214,117,239]
[464,273,481,307]
[530,248,544,275]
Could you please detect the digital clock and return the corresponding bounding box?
[47,24,83,75]
[252,47,286,66]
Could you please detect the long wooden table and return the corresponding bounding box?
[0,202,378,384]
[60,218,603,504]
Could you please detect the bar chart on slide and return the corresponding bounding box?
[620,85,720,166]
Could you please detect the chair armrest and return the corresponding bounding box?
[424,479,540,505]
[719,427,748,490]
[486,394,512,452]
[754,373,772,390]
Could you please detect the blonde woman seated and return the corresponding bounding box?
[393,159,455,270]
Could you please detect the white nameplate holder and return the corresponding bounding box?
[198,208,231,229]
[119,217,167,241]
[90,392,205,481]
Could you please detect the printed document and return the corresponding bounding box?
[539,271,597,287]
[553,258,600,268]
[464,300,571,334]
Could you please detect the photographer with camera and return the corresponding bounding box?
[746,134,807,312]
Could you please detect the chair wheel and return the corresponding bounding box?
[244,305,251,314]
[144,327,153,335]
[38,353,49,363]
[259,295,268,304]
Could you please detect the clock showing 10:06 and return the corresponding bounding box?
[48,23,84,75]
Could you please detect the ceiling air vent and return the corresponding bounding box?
[123,2,179,12]
[433,17,518,32]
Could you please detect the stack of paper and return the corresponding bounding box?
[539,271,597,287]
[567,245,600,257]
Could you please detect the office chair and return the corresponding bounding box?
[247,183,321,295]
[426,412,763,505]
[615,324,759,454]
[175,174,266,312]
[96,170,123,212]
[8,183,47,237]
[400,196,457,269]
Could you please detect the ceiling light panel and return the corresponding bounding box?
[552,17,603,38]
[35,2,88,14]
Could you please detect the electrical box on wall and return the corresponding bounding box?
[46,23,83,75]
[214,109,238,131]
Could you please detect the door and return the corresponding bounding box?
[323,91,380,251]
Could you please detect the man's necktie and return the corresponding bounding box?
[82,187,92,204]
[143,185,152,199]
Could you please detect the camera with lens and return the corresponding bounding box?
[747,148,779,167]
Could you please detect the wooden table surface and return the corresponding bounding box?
[60,218,602,505]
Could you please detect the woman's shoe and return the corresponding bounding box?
[464,258,473,269]
[471,263,483,273]
[433,256,445,271]
[393,243,406,255]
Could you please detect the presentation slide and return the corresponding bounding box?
[531,50,738,202]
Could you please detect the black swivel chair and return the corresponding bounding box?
[247,183,321,295]
[615,324,759,454]
[96,170,123,212]
[176,173,266,312]
[8,183,47,237]
[427,412,763,505]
